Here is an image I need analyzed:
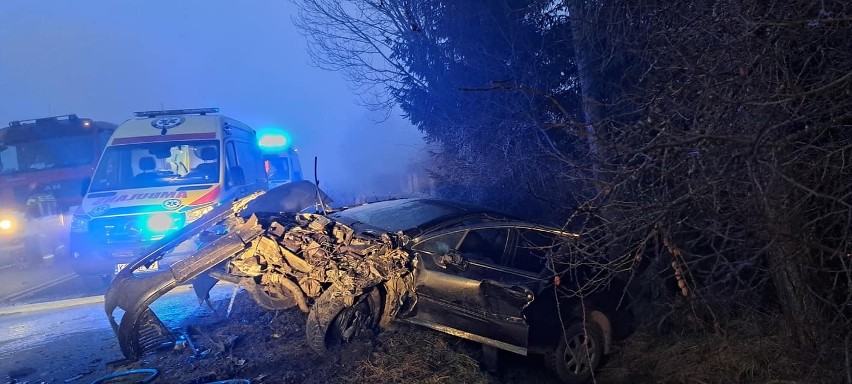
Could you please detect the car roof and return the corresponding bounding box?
[328,198,518,236]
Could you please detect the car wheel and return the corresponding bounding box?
[545,322,604,384]
[305,285,381,355]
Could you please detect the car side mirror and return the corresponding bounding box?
[435,250,468,271]
[80,177,91,197]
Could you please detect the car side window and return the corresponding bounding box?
[510,229,559,273]
[412,231,464,255]
[457,228,509,264]
[225,142,244,188]
[226,142,238,168]
[235,141,261,183]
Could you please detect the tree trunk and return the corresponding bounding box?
[763,193,821,348]
[564,0,604,164]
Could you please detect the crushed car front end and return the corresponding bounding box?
[104,191,266,358]
[103,182,403,359]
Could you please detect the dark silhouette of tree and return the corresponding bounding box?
[294,0,852,380]
[295,0,588,220]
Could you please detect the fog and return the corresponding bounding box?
[0,0,427,204]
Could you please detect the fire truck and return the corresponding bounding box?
[0,114,117,266]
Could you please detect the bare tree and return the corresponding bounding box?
[563,0,852,356]
[294,0,429,111]
[295,0,852,380]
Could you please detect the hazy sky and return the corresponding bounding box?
[0,0,426,202]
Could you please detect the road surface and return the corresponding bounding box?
[0,282,238,382]
[0,260,101,305]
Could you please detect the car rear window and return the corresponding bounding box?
[331,200,459,232]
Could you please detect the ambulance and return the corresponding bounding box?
[70,108,268,278]
[255,128,304,189]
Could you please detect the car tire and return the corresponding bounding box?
[545,321,604,384]
[305,285,381,355]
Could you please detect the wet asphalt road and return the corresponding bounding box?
[0,256,238,383]
[0,259,103,305]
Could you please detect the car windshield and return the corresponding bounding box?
[0,136,95,174]
[331,199,459,232]
[89,140,220,192]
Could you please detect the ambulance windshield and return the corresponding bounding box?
[89,140,220,192]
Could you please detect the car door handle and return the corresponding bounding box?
[507,285,533,300]
[483,279,534,301]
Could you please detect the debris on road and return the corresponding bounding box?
[89,368,158,384]
[102,290,522,384]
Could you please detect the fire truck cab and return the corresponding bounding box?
[0,114,116,266]
[70,108,268,278]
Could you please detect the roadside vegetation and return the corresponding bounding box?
[290,1,852,382]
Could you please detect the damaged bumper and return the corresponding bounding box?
[104,192,266,359]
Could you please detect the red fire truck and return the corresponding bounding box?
[0,114,116,266]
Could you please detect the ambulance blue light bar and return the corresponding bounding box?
[256,128,291,153]
[134,108,220,118]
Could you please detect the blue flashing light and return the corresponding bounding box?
[257,128,291,153]
[146,212,176,234]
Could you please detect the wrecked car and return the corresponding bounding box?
[105,184,634,384]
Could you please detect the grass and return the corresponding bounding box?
[349,326,491,384]
[599,318,847,384]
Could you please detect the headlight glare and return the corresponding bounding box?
[146,212,175,233]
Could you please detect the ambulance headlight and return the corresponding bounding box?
[185,204,215,223]
[70,215,90,233]
[146,212,177,233]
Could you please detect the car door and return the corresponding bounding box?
[504,227,566,276]
[405,224,536,355]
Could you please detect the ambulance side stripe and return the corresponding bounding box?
[187,185,221,206]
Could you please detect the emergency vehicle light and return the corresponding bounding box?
[134,108,220,118]
[9,114,80,127]
[257,128,291,153]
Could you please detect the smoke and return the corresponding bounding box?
[295,110,430,206]
[0,0,430,206]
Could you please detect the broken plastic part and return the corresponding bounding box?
[90,368,159,384]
